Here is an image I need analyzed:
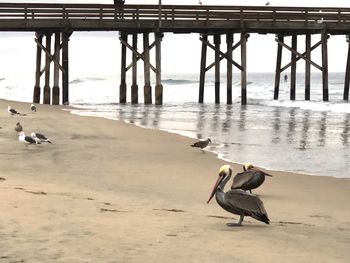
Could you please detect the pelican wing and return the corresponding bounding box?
[224,189,269,223]
[231,170,255,189]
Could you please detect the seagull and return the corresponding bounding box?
[15,122,23,133]
[19,132,39,146]
[31,132,52,144]
[30,104,37,113]
[8,106,20,116]
[190,138,211,150]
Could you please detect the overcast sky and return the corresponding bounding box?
[2,0,350,74]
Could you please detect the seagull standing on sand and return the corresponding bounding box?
[19,132,39,146]
[30,104,37,113]
[31,132,52,144]
[8,106,20,116]
[15,122,23,133]
[190,138,211,150]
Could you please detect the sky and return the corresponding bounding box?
[1,0,350,74]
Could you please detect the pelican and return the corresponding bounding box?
[15,122,23,133]
[231,163,272,193]
[207,165,270,226]
[31,132,52,144]
[190,138,211,150]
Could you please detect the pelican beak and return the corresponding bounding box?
[207,173,224,204]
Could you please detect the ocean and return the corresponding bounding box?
[1,33,349,178]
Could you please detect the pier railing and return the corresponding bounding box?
[1,3,350,32]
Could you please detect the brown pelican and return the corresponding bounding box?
[190,138,211,150]
[207,165,270,226]
[15,122,23,133]
[231,163,272,193]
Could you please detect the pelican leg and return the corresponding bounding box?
[249,190,252,194]
[227,215,244,227]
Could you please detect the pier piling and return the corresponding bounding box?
[43,33,52,104]
[33,32,43,104]
[131,33,138,104]
[119,33,127,103]
[305,34,311,100]
[198,34,207,103]
[344,35,350,101]
[322,32,329,101]
[274,34,283,100]
[241,32,247,105]
[155,32,163,105]
[214,34,221,104]
[143,32,152,104]
[226,33,233,105]
[62,32,70,105]
[52,32,61,105]
[290,34,297,101]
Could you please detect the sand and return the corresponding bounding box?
[0,99,349,263]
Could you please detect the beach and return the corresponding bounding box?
[0,99,350,263]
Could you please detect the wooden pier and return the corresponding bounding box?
[1,3,350,105]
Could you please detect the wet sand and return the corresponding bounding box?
[0,99,349,263]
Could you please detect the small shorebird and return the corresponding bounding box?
[31,132,52,144]
[15,122,23,133]
[231,163,272,193]
[190,138,211,150]
[30,104,37,113]
[18,132,39,147]
[207,165,270,226]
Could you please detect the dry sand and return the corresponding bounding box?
[0,99,349,263]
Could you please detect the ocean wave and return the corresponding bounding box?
[162,79,197,85]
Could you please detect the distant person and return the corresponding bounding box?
[265,1,270,6]
[284,74,288,82]
[114,0,125,19]
[199,0,203,5]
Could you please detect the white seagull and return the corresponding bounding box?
[31,132,52,144]
[19,132,39,146]
[30,104,37,113]
[8,106,20,116]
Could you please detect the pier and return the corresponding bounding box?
[1,3,350,105]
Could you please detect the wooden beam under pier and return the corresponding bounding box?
[226,33,233,105]
[143,32,152,104]
[62,31,71,105]
[155,32,163,105]
[290,34,297,101]
[344,35,350,101]
[322,32,329,101]
[214,34,221,104]
[33,32,43,104]
[119,33,127,103]
[43,33,52,105]
[274,34,283,100]
[131,33,138,104]
[52,32,61,105]
[305,34,311,100]
[198,34,207,104]
[241,32,247,105]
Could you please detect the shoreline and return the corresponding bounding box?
[70,104,349,180]
[1,99,350,262]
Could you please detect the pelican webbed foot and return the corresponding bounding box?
[226,222,243,227]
